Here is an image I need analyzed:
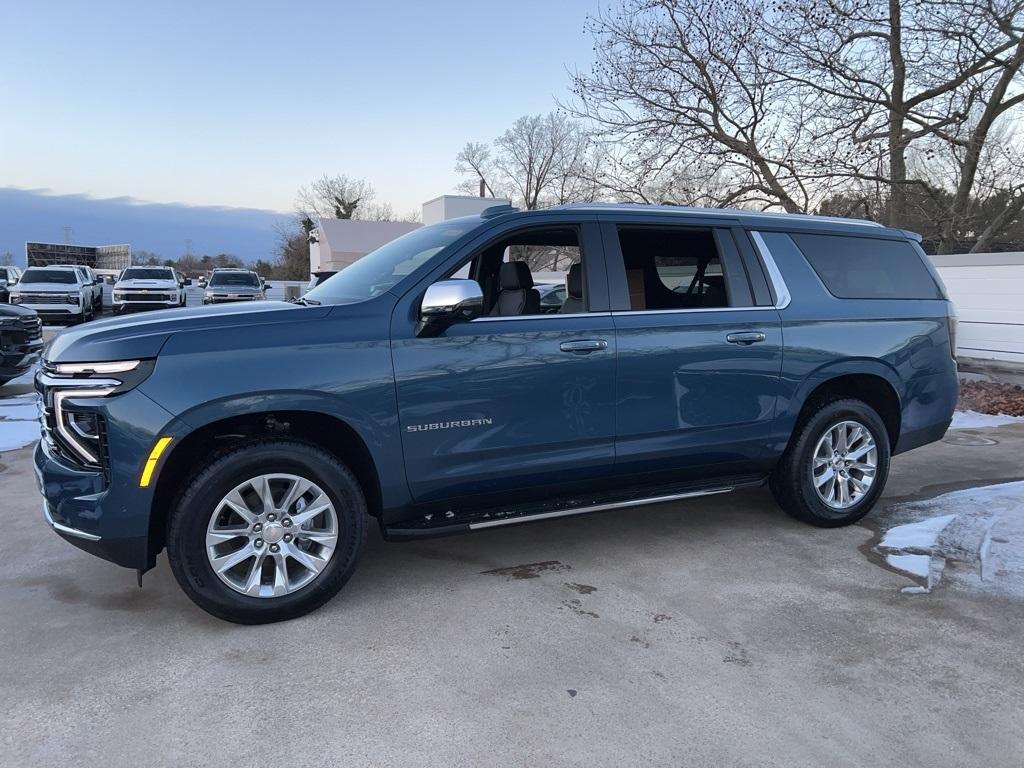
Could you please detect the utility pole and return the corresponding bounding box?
[63,226,74,244]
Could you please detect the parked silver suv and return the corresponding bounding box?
[203,268,265,304]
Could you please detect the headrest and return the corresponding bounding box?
[567,263,583,298]
[500,261,533,290]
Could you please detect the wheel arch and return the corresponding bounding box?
[147,408,384,563]
[784,362,903,450]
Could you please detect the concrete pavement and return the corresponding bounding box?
[1,425,1023,767]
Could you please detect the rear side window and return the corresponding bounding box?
[615,227,731,309]
[791,233,942,300]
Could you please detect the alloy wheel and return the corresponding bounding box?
[205,473,339,597]
[811,420,877,510]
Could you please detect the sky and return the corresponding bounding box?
[0,0,601,220]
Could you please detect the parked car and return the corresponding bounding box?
[9,266,95,323]
[73,265,104,313]
[113,266,187,312]
[536,282,567,313]
[203,269,265,304]
[0,303,43,386]
[34,203,958,623]
[0,266,24,304]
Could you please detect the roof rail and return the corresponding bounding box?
[480,204,519,218]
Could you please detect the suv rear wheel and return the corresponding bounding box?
[770,398,891,527]
[167,440,366,623]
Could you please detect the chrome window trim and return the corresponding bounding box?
[471,312,611,323]
[612,306,777,317]
[43,502,101,542]
[749,231,792,309]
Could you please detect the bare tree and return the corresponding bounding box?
[774,0,1024,249]
[455,112,600,208]
[296,174,377,221]
[569,0,847,213]
[455,142,499,197]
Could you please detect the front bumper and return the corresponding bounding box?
[114,298,179,311]
[34,440,150,568]
[14,301,81,320]
[33,386,183,571]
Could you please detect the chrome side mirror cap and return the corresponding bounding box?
[417,279,484,336]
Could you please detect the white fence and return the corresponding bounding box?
[930,252,1024,366]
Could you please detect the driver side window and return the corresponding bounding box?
[454,226,588,317]
[617,227,730,310]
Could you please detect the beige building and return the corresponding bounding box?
[308,195,510,274]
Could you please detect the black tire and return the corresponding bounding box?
[770,398,891,527]
[167,439,366,624]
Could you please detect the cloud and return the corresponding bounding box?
[0,187,292,266]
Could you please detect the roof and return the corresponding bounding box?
[553,202,885,229]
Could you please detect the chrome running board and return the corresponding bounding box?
[468,486,735,530]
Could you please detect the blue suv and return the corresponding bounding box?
[34,204,958,623]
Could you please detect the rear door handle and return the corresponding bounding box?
[725,331,766,345]
[560,339,608,354]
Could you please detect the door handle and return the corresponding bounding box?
[560,339,608,354]
[725,331,766,345]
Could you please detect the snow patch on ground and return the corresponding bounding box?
[949,410,1024,429]
[879,514,955,552]
[874,481,1024,597]
[0,390,40,453]
[0,420,39,452]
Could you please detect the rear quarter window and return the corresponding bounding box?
[790,233,943,300]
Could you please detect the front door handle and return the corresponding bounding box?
[560,339,608,354]
[725,331,766,345]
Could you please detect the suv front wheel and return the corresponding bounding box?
[770,398,891,527]
[167,440,366,623]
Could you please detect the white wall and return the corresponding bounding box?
[930,252,1024,365]
[422,195,511,225]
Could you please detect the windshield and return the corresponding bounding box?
[20,268,78,284]
[209,272,260,287]
[305,221,476,304]
[122,267,174,280]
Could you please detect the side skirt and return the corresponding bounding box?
[382,474,766,540]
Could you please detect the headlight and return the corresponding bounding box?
[11,294,22,304]
[39,359,154,468]
[66,293,80,305]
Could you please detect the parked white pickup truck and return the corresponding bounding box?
[8,266,95,323]
[112,266,187,312]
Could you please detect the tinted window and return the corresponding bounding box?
[21,268,78,284]
[0,268,8,280]
[122,267,175,280]
[790,233,942,300]
[616,228,729,309]
[209,272,259,287]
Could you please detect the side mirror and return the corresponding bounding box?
[417,279,484,337]
[184,278,192,286]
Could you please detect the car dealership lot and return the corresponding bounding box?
[1,401,1022,766]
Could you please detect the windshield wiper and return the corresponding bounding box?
[290,296,321,306]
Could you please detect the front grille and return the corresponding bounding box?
[120,292,173,302]
[20,315,42,341]
[1,315,42,348]
[20,292,70,301]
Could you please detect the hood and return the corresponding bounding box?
[45,300,331,363]
[115,278,178,289]
[0,302,37,319]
